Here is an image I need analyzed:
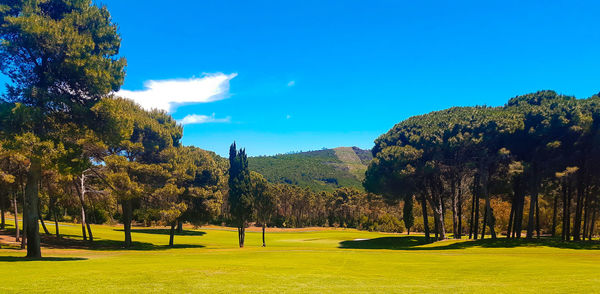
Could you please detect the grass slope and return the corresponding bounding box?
[248,147,372,192]
[1,219,600,293]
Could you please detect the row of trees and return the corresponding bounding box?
[0,96,227,248]
[0,0,236,256]
[0,136,405,250]
[228,144,406,247]
[0,0,128,257]
[365,90,600,242]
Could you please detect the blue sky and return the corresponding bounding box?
[3,0,600,156]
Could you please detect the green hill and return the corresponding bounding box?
[248,147,372,192]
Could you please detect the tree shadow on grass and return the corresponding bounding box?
[0,256,87,262]
[116,228,207,236]
[339,236,600,251]
[38,234,205,251]
[339,236,431,250]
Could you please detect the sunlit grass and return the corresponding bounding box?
[1,217,599,293]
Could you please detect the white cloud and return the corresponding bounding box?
[117,73,237,113]
[286,114,292,119]
[178,113,231,125]
[287,80,296,87]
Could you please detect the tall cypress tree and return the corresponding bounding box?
[228,142,253,247]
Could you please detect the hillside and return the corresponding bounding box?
[248,147,372,192]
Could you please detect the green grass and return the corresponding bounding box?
[1,219,600,293]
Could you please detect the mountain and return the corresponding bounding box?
[248,147,373,192]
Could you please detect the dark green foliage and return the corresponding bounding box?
[0,0,126,258]
[0,0,126,121]
[248,147,371,192]
[251,172,276,246]
[228,143,253,226]
[367,90,600,241]
[228,142,253,247]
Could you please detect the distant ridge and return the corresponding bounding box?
[248,147,372,192]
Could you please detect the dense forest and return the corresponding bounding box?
[248,147,372,192]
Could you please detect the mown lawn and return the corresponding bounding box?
[0,219,599,293]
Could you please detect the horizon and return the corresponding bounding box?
[2,0,600,157]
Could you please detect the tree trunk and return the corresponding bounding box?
[49,193,60,238]
[526,178,539,239]
[86,222,93,242]
[262,224,266,247]
[481,168,496,239]
[237,226,245,248]
[481,200,487,239]
[451,178,459,239]
[177,221,183,233]
[473,174,480,240]
[535,198,540,238]
[13,193,19,242]
[122,199,133,248]
[21,217,26,249]
[21,185,27,249]
[485,195,496,239]
[1,198,5,230]
[551,194,558,237]
[469,185,476,239]
[457,183,463,239]
[563,182,572,241]
[242,227,245,246]
[169,223,175,247]
[433,212,439,240]
[566,184,572,241]
[573,181,584,241]
[420,194,430,242]
[441,192,447,237]
[429,192,445,240]
[80,204,87,241]
[561,180,568,241]
[53,209,60,238]
[38,211,49,235]
[582,192,590,240]
[75,177,93,242]
[589,206,596,241]
[514,183,525,239]
[24,157,41,258]
[510,178,524,239]
[507,192,516,239]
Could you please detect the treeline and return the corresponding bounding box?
[365,90,600,241]
[260,185,404,232]
[0,97,227,248]
[228,142,404,247]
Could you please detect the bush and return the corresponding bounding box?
[89,207,109,224]
[374,214,405,233]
